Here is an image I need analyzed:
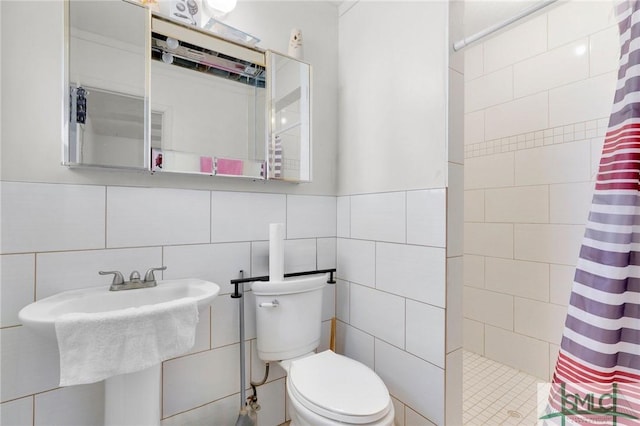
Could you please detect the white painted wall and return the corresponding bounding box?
[337,1,448,195]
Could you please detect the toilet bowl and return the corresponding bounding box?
[252,275,395,426]
[281,350,394,426]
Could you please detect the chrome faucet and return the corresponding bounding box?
[99,267,167,291]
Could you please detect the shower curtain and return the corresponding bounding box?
[545,1,640,423]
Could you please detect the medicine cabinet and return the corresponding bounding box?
[64,0,312,182]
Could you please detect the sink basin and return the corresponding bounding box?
[18,278,220,426]
[19,278,220,339]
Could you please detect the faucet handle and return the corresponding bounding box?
[144,266,167,283]
[99,270,125,285]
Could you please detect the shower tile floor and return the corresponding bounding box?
[463,351,541,425]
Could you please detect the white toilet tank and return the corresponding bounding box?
[252,274,327,361]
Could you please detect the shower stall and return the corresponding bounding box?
[461,0,620,423]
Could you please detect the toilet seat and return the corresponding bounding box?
[288,351,391,424]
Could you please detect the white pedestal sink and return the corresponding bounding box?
[18,278,220,426]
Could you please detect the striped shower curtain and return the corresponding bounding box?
[545,1,640,423]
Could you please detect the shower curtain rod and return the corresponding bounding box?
[452,0,558,51]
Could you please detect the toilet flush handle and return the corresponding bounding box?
[259,300,279,308]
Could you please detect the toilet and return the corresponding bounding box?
[252,274,395,426]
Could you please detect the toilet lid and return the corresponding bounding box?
[288,351,391,424]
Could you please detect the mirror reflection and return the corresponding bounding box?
[66,0,148,169]
[268,52,311,181]
[149,21,266,177]
[65,1,312,182]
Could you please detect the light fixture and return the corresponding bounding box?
[205,0,237,16]
[166,37,179,50]
[162,52,174,64]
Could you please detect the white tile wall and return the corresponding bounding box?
[464,190,484,222]
[34,383,104,426]
[251,239,318,277]
[465,152,514,189]
[407,189,446,248]
[336,196,350,238]
[547,0,616,49]
[483,14,547,74]
[514,298,567,344]
[336,238,375,286]
[283,239,318,273]
[590,26,620,77]
[463,319,484,355]
[0,327,60,402]
[406,300,445,367]
[464,287,513,330]
[1,181,340,425]
[448,164,464,257]
[464,223,514,259]
[484,326,549,379]
[549,72,617,128]
[484,185,549,223]
[485,92,549,141]
[286,195,336,239]
[36,247,162,299]
[464,44,483,81]
[161,393,238,426]
[465,67,513,113]
[375,340,444,425]
[1,182,105,253]
[349,283,405,348]
[485,258,549,302]
[515,141,591,186]
[376,242,446,307]
[513,39,589,98]
[464,110,485,145]
[335,321,375,370]
[162,343,245,418]
[445,348,463,426]
[550,182,593,224]
[210,192,286,242]
[406,406,437,426]
[1,254,34,327]
[550,264,575,306]
[463,255,485,288]
[350,192,406,243]
[163,243,250,290]
[446,256,463,353]
[107,186,210,248]
[515,224,584,265]
[0,396,32,426]
[336,279,349,322]
[317,237,337,270]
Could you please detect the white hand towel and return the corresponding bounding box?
[55,296,199,386]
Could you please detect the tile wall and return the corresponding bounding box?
[336,189,453,426]
[336,1,463,424]
[0,182,336,425]
[463,0,619,380]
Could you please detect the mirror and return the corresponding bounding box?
[65,1,312,182]
[149,17,266,178]
[65,0,149,169]
[267,52,311,182]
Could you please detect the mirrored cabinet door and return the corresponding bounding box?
[149,16,267,178]
[65,0,150,169]
[267,51,311,182]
